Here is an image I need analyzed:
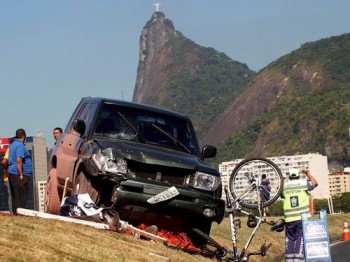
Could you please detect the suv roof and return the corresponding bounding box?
[81,97,191,120]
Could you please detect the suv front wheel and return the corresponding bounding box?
[72,170,99,204]
[44,169,61,215]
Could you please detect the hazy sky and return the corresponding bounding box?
[1,0,349,147]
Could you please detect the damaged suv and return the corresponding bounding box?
[45,97,225,243]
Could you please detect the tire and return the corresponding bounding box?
[186,218,212,248]
[72,171,99,204]
[44,169,61,215]
[192,228,227,258]
[229,157,283,209]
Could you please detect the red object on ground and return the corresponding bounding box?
[129,224,202,254]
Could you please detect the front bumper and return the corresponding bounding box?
[115,179,225,224]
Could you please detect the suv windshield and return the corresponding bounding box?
[93,103,197,154]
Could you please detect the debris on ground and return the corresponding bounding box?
[13,208,205,256]
[16,208,167,242]
[133,224,202,254]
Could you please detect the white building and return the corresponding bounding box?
[328,169,350,197]
[25,136,49,210]
[219,153,329,200]
[37,180,47,212]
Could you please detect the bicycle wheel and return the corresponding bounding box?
[229,157,283,209]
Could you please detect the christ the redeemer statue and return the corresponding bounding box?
[153,3,161,12]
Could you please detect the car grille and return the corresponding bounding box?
[127,161,193,186]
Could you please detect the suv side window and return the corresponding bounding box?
[72,102,98,136]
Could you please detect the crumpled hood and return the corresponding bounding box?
[94,138,219,175]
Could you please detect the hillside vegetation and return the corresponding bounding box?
[158,37,255,139]
[215,85,350,163]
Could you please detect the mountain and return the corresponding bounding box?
[132,12,255,140]
[133,12,350,170]
[211,34,350,170]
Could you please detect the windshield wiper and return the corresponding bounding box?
[150,123,192,154]
[117,112,146,143]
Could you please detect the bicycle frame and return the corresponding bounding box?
[193,157,283,261]
[224,178,271,261]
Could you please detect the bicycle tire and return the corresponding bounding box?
[229,157,283,209]
[192,228,227,258]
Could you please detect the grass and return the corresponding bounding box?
[0,212,349,261]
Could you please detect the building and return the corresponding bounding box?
[37,180,47,212]
[218,159,241,200]
[0,136,48,212]
[328,168,350,197]
[219,153,329,200]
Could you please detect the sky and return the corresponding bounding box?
[1,0,349,148]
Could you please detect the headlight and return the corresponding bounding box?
[192,172,221,192]
[92,153,127,175]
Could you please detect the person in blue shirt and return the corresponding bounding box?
[8,129,32,215]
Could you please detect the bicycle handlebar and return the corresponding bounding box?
[247,242,272,257]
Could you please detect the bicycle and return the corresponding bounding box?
[193,157,284,261]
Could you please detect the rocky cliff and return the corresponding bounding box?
[133,12,179,104]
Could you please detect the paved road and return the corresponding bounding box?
[274,241,350,261]
[331,240,350,262]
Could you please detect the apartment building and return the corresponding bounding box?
[328,167,350,197]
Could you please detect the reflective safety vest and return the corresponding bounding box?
[282,179,309,223]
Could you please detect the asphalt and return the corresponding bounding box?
[330,240,350,262]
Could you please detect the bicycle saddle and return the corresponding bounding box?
[270,219,285,232]
[247,214,258,228]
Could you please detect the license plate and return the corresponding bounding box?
[147,186,179,204]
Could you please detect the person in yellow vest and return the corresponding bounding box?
[282,167,318,262]
[2,147,13,214]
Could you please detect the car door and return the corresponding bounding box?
[55,101,98,189]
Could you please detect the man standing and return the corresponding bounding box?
[283,167,318,262]
[8,129,32,215]
[260,174,271,201]
[260,174,271,216]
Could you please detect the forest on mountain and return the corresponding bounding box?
[133,12,350,170]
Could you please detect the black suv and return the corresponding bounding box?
[45,97,225,244]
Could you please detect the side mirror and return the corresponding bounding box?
[201,145,217,159]
[72,119,86,136]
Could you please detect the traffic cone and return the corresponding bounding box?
[342,222,350,241]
